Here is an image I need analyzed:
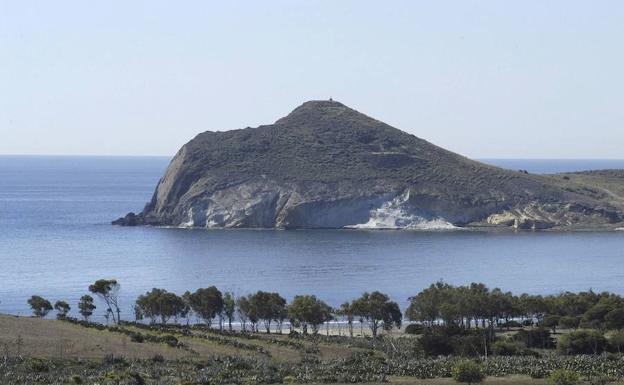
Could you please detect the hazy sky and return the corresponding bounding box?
[1,1,623,158]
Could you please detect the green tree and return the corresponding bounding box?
[88,279,121,324]
[135,288,185,324]
[352,291,402,338]
[54,300,71,319]
[78,295,96,321]
[135,289,159,323]
[608,329,624,353]
[604,308,624,330]
[222,292,236,331]
[402,282,624,338]
[248,291,287,334]
[28,295,52,318]
[559,316,580,330]
[236,295,254,332]
[582,303,611,329]
[288,295,332,334]
[189,286,223,327]
[558,330,607,355]
[554,291,597,318]
[161,291,186,323]
[133,303,144,321]
[405,282,444,326]
[542,315,560,334]
[182,291,193,325]
[337,302,355,337]
[519,293,548,325]
[581,295,623,330]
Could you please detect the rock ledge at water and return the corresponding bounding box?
[114,100,624,230]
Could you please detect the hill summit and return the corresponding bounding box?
[114,100,624,230]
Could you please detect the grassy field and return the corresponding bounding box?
[0,314,331,361]
[0,314,191,360]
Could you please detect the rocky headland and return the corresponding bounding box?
[114,100,624,230]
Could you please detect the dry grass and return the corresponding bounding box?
[119,323,262,358]
[0,315,191,360]
[0,315,359,363]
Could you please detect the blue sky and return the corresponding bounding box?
[1,1,622,158]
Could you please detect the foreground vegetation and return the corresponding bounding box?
[3,317,624,384]
[3,314,624,385]
[4,353,624,385]
[5,280,624,384]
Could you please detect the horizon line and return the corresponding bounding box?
[1,154,624,161]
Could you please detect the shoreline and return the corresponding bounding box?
[136,223,624,233]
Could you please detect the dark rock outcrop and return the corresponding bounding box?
[114,100,624,230]
[112,212,140,226]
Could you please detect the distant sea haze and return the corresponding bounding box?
[0,156,623,321]
[480,159,624,174]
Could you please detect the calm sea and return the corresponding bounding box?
[1,156,623,320]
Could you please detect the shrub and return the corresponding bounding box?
[151,353,165,363]
[491,340,526,356]
[497,338,539,357]
[549,368,580,385]
[579,319,602,330]
[589,374,612,385]
[557,330,607,355]
[513,328,554,348]
[453,334,487,357]
[130,332,144,343]
[530,367,548,379]
[102,354,127,366]
[128,371,146,385]
[161,334,179,347]
[101,371,122,383]
[419,332,454,356]
[559,316,581,330]
[25,357,50,372]
[405,323,425,335]
[452,360,485,384]
[419,326,488,357]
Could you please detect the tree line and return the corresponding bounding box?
[26,279,624,338]
[26,279,117,323]
[405,281,624,334]
[25,279,401,337]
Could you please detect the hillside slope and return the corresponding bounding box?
[114,100,624,230]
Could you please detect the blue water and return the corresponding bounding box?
[481,158,624,174]
[1,156,623,320]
